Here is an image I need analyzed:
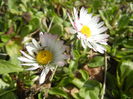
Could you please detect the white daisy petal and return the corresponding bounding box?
[21,63,39,67]
[67,13,74,27]
[40,33,48,47]
[92,15,100,23]
[94,34,109,42]
[57,61,66,67]
[26,66,40,71]
[95,44,106,54]
[96,21,104,28]
[39,67,50,84]
[81,40,87,49]
[90,42,105,53]
[97,26,108,34]
[32,39,41,49]
[80,7,87,19]
[25,43,37,56]
[99,41,108,45]
[84,40,93,49]
[66,27,76,34]
[74,8,78,20]
[18,57,35,63]
[20,50,34,60]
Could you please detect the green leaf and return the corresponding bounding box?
[92,0,102,9]
[29,18,40,30]
[99,10,112,29]
[79,90,99,99]
[2,74,12,84]
[83,80,101,90]
[71,92,82,99]
[49,23,63,35]
[71,78,84,88]
[79,69,89,81]
[69,60,78,72]
[8,0,18,14]
[37,92,44,99]
[53,16,64,24]
[119,61,133,79]
[0,79,9,90]
[0,79,15,97]
[49,87,68,98]
[106,73,117,90]
[124,71,133,92]
[118,14,130,28]
[0,43,4,47]
[88,56,104,67]
[58,77,73,87]
[121,93,132,99]
[1,35,10,43]
[6,41,21,65]
[0,92,17,99]
[79,80,101,99]
[8,0,17,10]
[123,38,133,48]
[20,25,31,37]
[72,50,81,60]
[0,59,23,74]
[116,48,133,59]
[117,61,133,89]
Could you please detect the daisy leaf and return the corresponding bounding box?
[0,59,23,74]
[48,87,69,98]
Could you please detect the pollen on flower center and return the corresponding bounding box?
[36,50,53,65]
[80,25,91,37]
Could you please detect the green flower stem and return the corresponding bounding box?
[47,17,55,33]
[50,65,58,82]
[101,53,108,99]
[44,65,58,98]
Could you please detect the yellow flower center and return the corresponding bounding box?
[80,25,91,37]
[36,50,53,65]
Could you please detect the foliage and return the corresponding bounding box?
[0,0,133,99]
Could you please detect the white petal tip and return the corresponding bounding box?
[40,32,43,35]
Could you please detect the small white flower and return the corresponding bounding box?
[68,7,109,53]
[18,32,68,84]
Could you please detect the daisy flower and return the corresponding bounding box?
[18,32,68,84]
[68,7,109,53]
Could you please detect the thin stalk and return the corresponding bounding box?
[47,17,55,33]
[101,53,107,99]
[44,65,58,98]
[50,65,58,82]
[29,28,40,37]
